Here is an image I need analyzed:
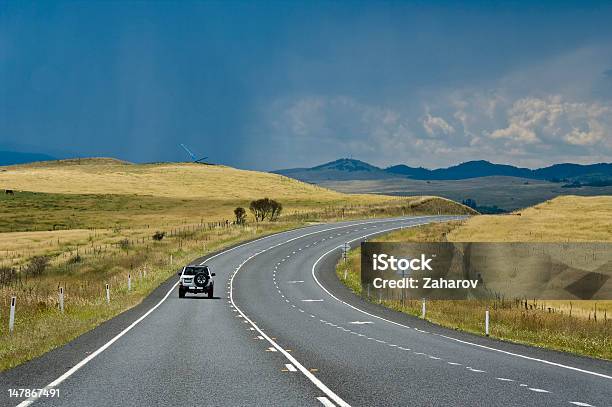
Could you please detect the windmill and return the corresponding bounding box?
[179,144,209,164]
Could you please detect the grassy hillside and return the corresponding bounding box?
[0,158,473,231]
[1,158,348,199]
[0,158,471,371]
[447,195,612,242]
[0,159,473,263]
[337,196,612,359]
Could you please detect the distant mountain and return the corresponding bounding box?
[531,163,612,181]
[274,159,612,183]
[384,165,433,179]
[387,160,533,180]
[0,151,56,166]
[273,158,396,182]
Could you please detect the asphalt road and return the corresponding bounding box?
[1,216,611,407]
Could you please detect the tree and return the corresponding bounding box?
[234,207,247,224]
[249,198,283,221]
[249,198,270,222]
[269,200,283,221]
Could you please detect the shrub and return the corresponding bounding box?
[0,266,16,286]
[25,256,50,277]
[119,238,131,250]
[67,254,82,264]
[152,231,166,241]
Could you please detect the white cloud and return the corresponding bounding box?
[262,90,612,168]
[488,96,611,147]
[422,113,455,137]
[260,46,612,168]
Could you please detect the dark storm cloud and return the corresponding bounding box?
[1,1,612,170]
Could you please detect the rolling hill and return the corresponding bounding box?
[0,158,474,233]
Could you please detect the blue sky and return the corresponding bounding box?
[1,1,612,170]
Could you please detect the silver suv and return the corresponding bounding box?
[178,265,215,298]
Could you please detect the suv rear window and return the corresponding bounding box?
[183,266,209,276]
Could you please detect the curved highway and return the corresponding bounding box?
[2,216,611,407]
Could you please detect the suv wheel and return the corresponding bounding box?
[194,272,209,288]
[179,287,185,298]
[208,285,214,298]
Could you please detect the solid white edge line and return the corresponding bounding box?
[309,224,612,382]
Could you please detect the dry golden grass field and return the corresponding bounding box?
[448,195,612,242]
[0,158,471,371]
[337,195,612,359]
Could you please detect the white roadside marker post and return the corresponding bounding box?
[421,298,426,319]
[337,243,350,280]
[485,309,490,336]
[105,284,110,304]
[9,296,16,333]
[170,254,173,266]
[128,274,131,292]
[343,242,349,262]
[59,287,64,313]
